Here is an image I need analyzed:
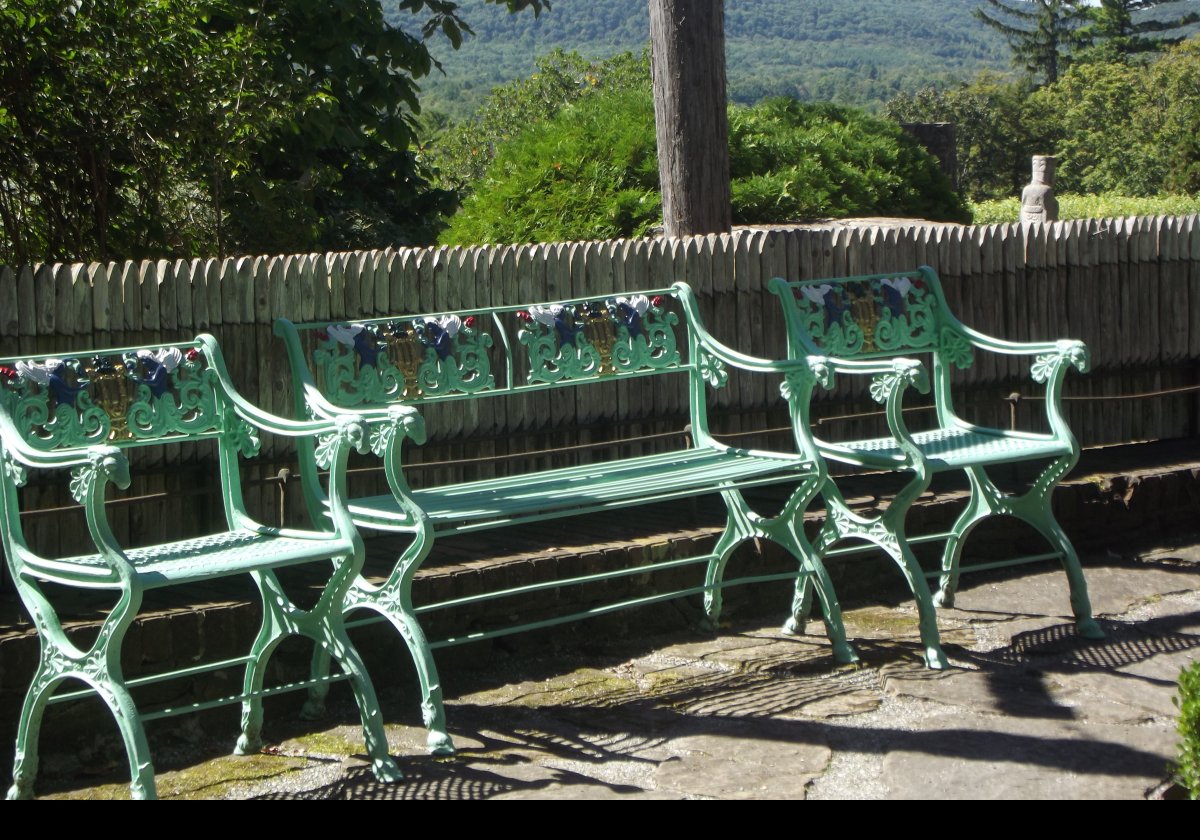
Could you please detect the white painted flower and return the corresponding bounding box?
[880,277,912,298]
[613,295,650,316]
[801,284,833,304]
[433,314,461,337]
[137,347,182,371]
[326,324,363,346]
[15,360,59,384]
[528,304,566,327]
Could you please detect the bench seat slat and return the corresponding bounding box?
[24,530,353,589]
[823,427,1069,470]
[347,448,813,529]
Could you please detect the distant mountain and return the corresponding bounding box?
[386,0,1200,121]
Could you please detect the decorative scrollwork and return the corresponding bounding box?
[1,454,26,488]
[1,346,221,451]
[314,316,494,406]
[869,374,897,404]
[696,348,729,390]
[221,412,260,459]
[940,328,975,370]
[519,295,680,385]
[793,275,939,357]
[68,447,127,504]
[1031,353,1063,384]
[779,369,810,401]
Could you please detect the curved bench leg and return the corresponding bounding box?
[1013,457,1103,639]
[94,676,157,800]
[936,462,1102,640]
[935,467,992,608]
[816,483,949,670]
[709,486,859,666]
[6,668,61,800]
[782,572,814,637]
[885,534,949,670]
[702,494,758,631]
[315,618,403,782]
[9,583,156,799]
[236,571,289,756]
[349,524,454,756]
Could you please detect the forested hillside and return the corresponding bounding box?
[397,0,1200,120]
[397,0,1016,119]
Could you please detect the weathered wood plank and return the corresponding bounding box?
[191,257,210,330]
[328,252,346,320]
[206,258,225,327]
[309,254,327,323]
[71,263,92,337]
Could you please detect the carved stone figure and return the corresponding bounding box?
[1021,155,1059,223]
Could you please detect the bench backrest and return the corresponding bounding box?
[0,341,251,453]
[0,339,260,558]
[276,287,697,414]
[768,266,975,370]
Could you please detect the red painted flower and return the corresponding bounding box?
[651,295,664,308]
[464,316,477,329]
[0,365,17,381]
[516,310,531,322]
[185,348,201,362]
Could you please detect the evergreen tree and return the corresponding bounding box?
[974,0,1091,84]
[1087,0,1200,56]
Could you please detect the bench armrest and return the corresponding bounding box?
[671,281,815,376]
[945,329,1088,440]
[784,354,932,471]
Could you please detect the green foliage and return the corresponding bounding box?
[888,36,1200,200]
[1031,37,1200,193]
[974,0,1092,84]
[1085,1,1200,56]
[886,74,1052,200]
[0,0,547,265]
[1175,659,1200,799]
[0,0,267,264]
[426,49,649,194]
[969,192,1200,222]
[441,92,969,246]
[440,89,662,245]
[727,100,970,225]
[408,0,1014,119]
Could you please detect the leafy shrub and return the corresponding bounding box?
[441,89,662,245]
[728,99,970,224]
[442,92,970,245]
[969,192,1200,223]
[1177,660,1200,799]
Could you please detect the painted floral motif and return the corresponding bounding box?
[518,294,680,385]
[0,346,218,450]
[791,275,942,358]
[313,313,494,406]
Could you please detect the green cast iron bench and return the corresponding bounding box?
[276,283,860,755]
[0,336,401,799]
[768,265,1103,669]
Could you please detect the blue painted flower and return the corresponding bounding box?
[878,277,912,318]
[135,348,182,398]
[530,304,581,345]
[16,359,84,406]
[416,315,462,360]
[327,324,380,368]
[611,295,650,338]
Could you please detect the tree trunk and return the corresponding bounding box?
[649,0,732,237]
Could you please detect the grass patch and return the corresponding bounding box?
[969,193,1200,225]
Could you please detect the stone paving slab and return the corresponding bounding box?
[26,547,1200,800]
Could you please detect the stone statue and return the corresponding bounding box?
[1020,155,1058,224]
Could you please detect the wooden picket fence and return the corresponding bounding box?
[1,215,1198,560]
